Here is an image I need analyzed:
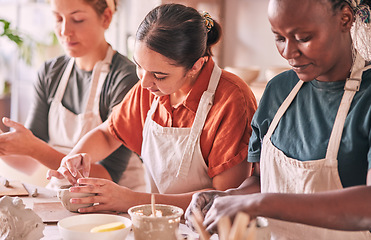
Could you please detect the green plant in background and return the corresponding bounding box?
[0,18,22,95]
[0,18,23,47]
[0,18,34,66]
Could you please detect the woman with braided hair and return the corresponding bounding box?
[48,3,257,212]
[186,0,371,239]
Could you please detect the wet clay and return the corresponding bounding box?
[57,185,95,213]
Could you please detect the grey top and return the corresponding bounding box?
[26,52,139,182]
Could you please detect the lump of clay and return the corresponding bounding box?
[0,196,44,240]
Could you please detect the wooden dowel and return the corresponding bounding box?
[217,215,232,240]
[229,212,250,240]
[151,194,156,217]
[190,209,211,240]
[243,219,257,240]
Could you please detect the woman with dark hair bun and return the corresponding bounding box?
[48,3,257,212]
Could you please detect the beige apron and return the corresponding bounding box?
[140,64,222,194]
[260,54,371,240]
[47,46,145,190]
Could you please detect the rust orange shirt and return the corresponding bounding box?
[108,58,257,178]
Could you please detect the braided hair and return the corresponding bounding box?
[328,0,371,61]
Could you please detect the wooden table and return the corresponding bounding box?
[18,184,215,240]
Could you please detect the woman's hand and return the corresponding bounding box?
[0,117,38,156]
[68,178,135,213]
[203,194,262,233]
[185,190,228,230]
[47,153,91,185]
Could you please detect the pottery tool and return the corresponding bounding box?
[31,188,38,197]
[190,209,211,240]
[0,180,29,197]
[2,178,9,187]
[151,194,156,216]
[217,215,232,240]
[228,212,250,240]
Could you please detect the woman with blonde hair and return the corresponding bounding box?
[0,0,141,188]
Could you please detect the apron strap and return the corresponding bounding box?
[325,53,371,159]
[85,45,115,112]
[54,58,75,102]
[146,97,160,120]
[266,80,304,138]
[176,64,222,178]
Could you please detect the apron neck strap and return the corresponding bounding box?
[85,45,115,112]
[176,63,222,178]
[266,52,370,161]
[325,53,370,159]
[53,58,75,102]
[266,80,304,139]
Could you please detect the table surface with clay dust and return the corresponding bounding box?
[17,183,218,240]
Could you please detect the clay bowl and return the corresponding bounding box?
[57,184,95,212]
[58,213,132,240]
[265,66,291,81]
[224,66,260,85]
[128,204,184,240]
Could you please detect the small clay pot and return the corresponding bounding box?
[57,185,95,213]
[128,204,183,240]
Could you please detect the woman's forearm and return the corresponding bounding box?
[257,185,371,231]
[29,137,66,169]
[2,136,66,170]
[69,121,122,163]
[225,163,261,195]
[0,155,41,175]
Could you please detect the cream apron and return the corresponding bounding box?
[47,46,145,190]
[140,64,222,194]
[260,54,371,240]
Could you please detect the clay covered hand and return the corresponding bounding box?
[67,177,136,213]
[47,153,91,186]
[185,190,228,231]
[203,194,261,233]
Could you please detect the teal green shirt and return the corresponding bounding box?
[248,69,371,188]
